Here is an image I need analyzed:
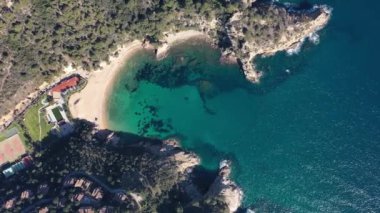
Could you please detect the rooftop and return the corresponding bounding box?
[51,76,80,93]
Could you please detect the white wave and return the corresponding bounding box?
[308,32,320,45]
[286,38,305,56]
[286,32,320,56]
[246,208,256,213]
[219,159,230,169]
[315,5,334,15]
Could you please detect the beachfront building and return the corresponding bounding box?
[43,75,82,137]
[44,103,74,137]
[50,76,80,96]
[45,104,69,124]
[44,75,81,105]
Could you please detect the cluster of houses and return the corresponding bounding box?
[43,176,131,212]
[0,74,142,211]
[1,169,137,211]
[64,177,105,203]
[2,183,49,210]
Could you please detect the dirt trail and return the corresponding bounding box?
[0,63,12,93]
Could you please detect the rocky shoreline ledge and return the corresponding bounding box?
[205,160,244,212]
[0,120,244,212]
[132,137,244,212]
[155,1,331,83]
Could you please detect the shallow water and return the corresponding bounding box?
[108,0,380,211]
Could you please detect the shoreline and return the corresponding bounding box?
[156,30,211,60]
[68,30,210,129]
[68,40,147,129]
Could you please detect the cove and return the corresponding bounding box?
[107,0,380,210]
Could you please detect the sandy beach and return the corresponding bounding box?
[0,31,211,131]
[156,30,210,59]
[68,31,209,129]
[68,40,146,129]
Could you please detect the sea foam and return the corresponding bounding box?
[286,39,305,56]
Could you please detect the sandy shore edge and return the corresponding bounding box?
[68,40,145,129]
[156,30,210,59]
[68,30,209,129]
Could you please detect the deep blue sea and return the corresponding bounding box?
[107,0,380,211]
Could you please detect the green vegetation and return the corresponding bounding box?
[0,0,239,115]
[22,97,52,142]
[0,129,9,142]
[0,123,27,143]
[0,0,323,115]
[0,120,228,212]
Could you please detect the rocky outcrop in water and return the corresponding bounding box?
[157,1,331,83]
[204,160,244,212]
[224,2,331,82]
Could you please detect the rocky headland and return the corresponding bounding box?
[0,120,244,212]
[225,2,331,82]
[156,0,331,83]
[128,137,243,212]
[203,160,244,212]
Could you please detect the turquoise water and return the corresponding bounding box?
[108,0,380,211]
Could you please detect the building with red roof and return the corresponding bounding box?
[51,76,80,93]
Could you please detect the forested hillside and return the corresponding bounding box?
[0,0,239,114]
[0,120,232,212]
[0,0,330,115]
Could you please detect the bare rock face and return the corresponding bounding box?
[170,151,200,174]
[163,138,201,175]
[205,160,244,212]
[135,138,200,175]
[225,4,331,82]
